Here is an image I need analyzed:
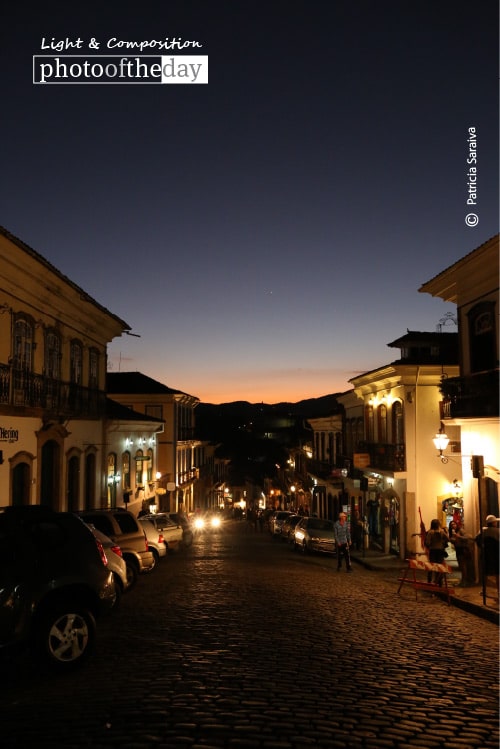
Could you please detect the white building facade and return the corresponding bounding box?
[0,226,129,509]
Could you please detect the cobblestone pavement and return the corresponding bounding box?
[1,521,498,748]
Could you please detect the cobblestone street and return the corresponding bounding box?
[1,521,498,748]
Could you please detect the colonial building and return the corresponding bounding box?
[104,397,164,515]
[338,330,460,558]
[106,372,202,514]
[419,234,499,568]
[306,412,345,518]
[0,226,130,508]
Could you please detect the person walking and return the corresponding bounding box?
[334,512,352,572]
[425,518,449,585]
[452,524,473,586]
[475,514,499,598]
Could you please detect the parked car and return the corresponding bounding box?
[0,505,116,670]
[269,511,292,537]
[293,517,336,555]
[141,513,184,552]
[86,525,129,606]
[138,517,168,561]
[78,509,155,587]
[280,514,302,542]
[167,512,194,547]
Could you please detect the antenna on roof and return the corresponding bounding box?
[125,331,141,337]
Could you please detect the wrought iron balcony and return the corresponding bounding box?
[440,370,499,419]
[357,441,406,472]
[0,363,106,419]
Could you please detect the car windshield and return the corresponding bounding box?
[308,519,333,531]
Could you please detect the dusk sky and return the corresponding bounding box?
[2,1,498,404]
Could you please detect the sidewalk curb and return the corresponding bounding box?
[351,555,500,625]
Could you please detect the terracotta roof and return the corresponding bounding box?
[387,331,458,347]
[107,371,195,398]
[105,397,164,422]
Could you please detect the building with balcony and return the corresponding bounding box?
[419,233,499,553]
[338,330,460,558]
[106,372,202,514]
[104,397,164,515]
[0,226,130,508]
[306,412,345,518]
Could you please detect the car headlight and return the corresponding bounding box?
[194,517,205,530]
[210,516,221,528]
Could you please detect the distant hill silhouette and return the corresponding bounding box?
[195,393,342,443]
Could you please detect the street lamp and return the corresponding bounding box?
[433,425,450,463]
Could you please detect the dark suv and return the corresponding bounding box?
[0,505,116,670]
[78,508,155,587]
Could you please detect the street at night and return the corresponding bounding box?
[1,521,498,749]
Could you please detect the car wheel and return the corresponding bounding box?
[35,604,96,671]
[125,559,139,589]
[151,548,159,566]
[302,540,308,554]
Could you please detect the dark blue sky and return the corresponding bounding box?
[2,1,498,403]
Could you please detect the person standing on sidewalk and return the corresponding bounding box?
[334,512,352,572]
[475,515,499,598]
[425,519,449,585]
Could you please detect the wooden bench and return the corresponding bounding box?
[398,558,455,604]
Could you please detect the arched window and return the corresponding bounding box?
[467,302,497,373]
[13,316,34,371]
[378,404,387,443]
[328,432,334,464]
[356,418,364,448]
[392,401,404,444]
[89,348,99,389]
[107,453,117,508]
[147,448,153,483]
[365,405,374,441]
[84,451,96,509]
[40,440,61,508]
[122,451,131,491]
[70,339,83,384]
[345,420,353,456]
[67,453,80,511]
[45,329,61,380]
[135,450,144,487]
[335,432,342,461]
[11,452,33,505]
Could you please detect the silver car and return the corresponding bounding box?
[140,514,184,553]
[269,511,292,537]
[293,517,336,555]
[87,525,129,606]
[138,517,168,562]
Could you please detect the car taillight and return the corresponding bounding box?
[158,533,165,544]
[95,538,108,566]
[143,531,149,551]
[111,544,123,558]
